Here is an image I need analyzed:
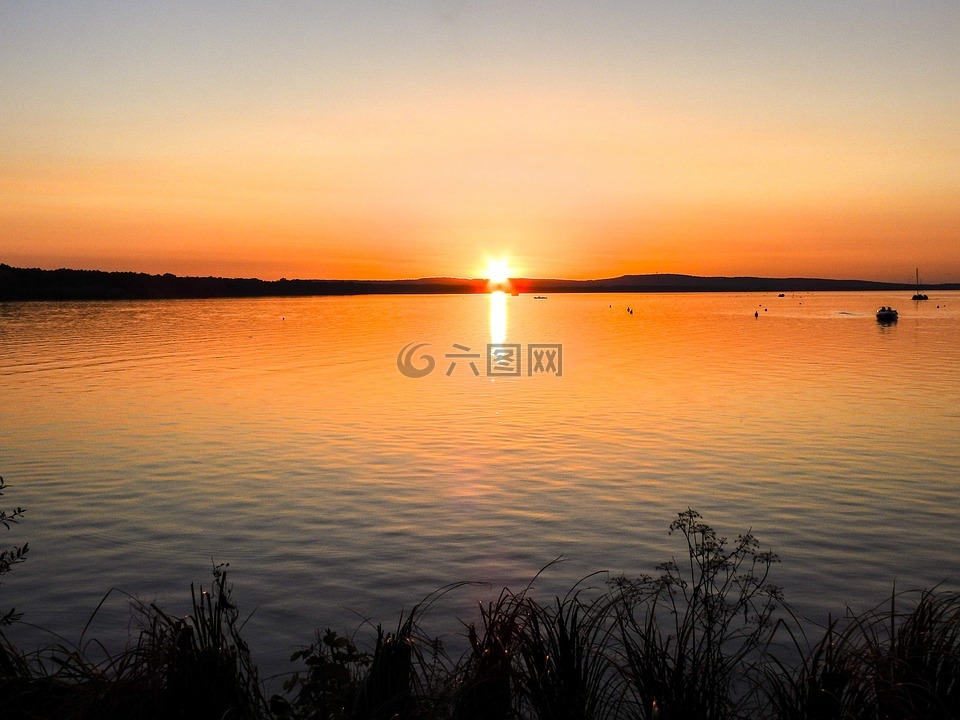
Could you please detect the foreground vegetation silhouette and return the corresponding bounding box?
[1,494,959,719]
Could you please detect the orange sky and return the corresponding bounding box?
[2,3,959,283]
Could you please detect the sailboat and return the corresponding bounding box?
[912,268,928,301]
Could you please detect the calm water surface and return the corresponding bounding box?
[1,292,959,680]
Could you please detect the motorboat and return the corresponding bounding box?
[876,306,898,322]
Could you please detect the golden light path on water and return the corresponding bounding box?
[489,290,507,347]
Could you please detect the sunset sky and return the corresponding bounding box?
[2,2,958,282]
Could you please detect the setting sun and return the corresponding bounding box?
[483,258,513,284]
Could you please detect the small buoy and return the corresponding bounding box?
[755,311,759,318]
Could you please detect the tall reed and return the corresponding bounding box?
[144,562,269,718]
[764,588,960,719]
[454,586,527,720]
[518,582,625,720]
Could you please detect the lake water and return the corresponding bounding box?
[1,291,959,683]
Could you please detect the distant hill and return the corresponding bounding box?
[1,263,956,301]
[510,274,948,294]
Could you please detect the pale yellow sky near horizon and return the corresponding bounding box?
[2,2,959,283]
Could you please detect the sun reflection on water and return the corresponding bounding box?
[489,290,507,346]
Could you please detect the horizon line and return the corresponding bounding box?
[0,262,944,287]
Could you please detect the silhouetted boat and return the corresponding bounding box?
[876,306,898,322]
[912,268,928,300]
[533,296,548,299]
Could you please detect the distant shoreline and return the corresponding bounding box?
[2,263,957,301]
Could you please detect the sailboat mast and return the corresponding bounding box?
[912,268,928,300]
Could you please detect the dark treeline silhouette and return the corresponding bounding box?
[3,263,957,302]
[0,264,488,301]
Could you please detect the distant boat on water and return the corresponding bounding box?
[876,306,899,323]
[912,268,929,300]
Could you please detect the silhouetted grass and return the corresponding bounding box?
[0,564,268,719]
[453,586,524,720]
[762,587,960,720]
[2,507,959,719]
[518,581,625,720]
